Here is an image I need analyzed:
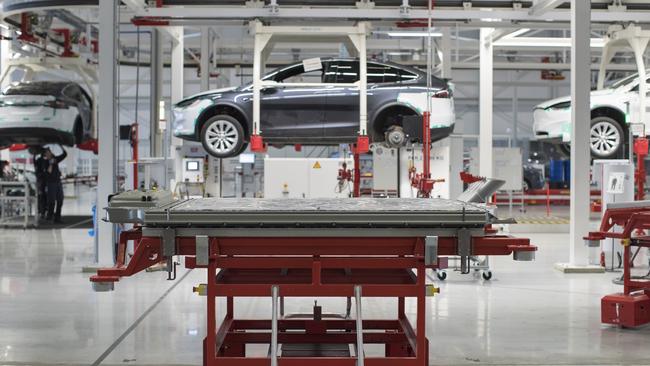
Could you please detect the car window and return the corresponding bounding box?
[79,87,92,107]
[367,62,418,84]
[325,61,359,83]
[3,82,67,96]
[630,77,650,92]
[62,85,80,100]
[265,64,324,83]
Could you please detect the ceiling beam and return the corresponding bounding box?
[528,0,566,16]
[129,6,647,24]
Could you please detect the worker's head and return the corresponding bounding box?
[44,148,53,159]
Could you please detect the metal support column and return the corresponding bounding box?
[569,0,592,267]
[97,0,119,266]
[200,26,210,91]
[0,36,8,162]
[170,27,185,187]
[441,27,452,79]
[479,28,494,179]
[150,29,163,157]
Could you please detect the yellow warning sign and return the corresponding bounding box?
[313,161,321,169]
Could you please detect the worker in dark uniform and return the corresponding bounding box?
[34,150,49,219]
[44,146,67,223]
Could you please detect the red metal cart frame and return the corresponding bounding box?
[92,228,535,365]
[585,202,650,327]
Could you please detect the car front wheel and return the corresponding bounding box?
[200,114,245,158]
[590,116,624,159]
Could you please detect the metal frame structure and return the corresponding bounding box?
[0,181,39,229]
[585,201,650,327]
[597,24,650,134]
[249,21,370,152]
[90,193,537,366]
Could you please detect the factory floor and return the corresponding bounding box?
[2,224,650,366]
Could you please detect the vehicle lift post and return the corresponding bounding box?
[634,137,648,201]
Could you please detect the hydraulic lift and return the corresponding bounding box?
[91,192,537,365]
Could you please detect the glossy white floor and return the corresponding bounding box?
[1,227,650,366]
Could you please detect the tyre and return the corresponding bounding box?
[590,116,624,159]
[482,271,492,280]
[200,114,245,158]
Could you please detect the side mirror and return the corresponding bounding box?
[261,87,277,95]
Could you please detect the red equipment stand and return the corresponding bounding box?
[92,228,535,366]
[634,137,648,201]
[585,203,650,327]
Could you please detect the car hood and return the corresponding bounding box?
[184,86,238,100]
[534,89,615,109]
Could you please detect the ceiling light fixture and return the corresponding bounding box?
[386,31,443,37]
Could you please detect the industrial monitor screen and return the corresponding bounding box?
[186,161,200,171]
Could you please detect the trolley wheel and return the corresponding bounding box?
[482,271,493,281]
[436,270,447,281]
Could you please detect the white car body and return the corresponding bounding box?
[533,72,650,157]
[0,81,93,148]
[0,95,79,131]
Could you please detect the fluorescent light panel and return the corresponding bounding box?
[386,31,443,37]
[494,37,605,48]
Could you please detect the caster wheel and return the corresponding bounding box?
[482,271,492,280]
[436,270,447,281]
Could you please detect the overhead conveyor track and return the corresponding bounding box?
[4,0,650,25]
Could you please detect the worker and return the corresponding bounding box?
[34,149,48,219]
[0,160,9,180]
[44,146,67,223]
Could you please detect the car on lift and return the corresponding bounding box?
[533,71,650,159]
[172,58,455,158]
[0,81,93,148]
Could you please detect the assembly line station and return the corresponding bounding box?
[1,1,650,365]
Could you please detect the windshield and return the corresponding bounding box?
[3,82,67,96]
[606,72,648,89]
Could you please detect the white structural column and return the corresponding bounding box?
[200,26,210,91]
[97,0,119,266]
[569,0,591,266]
[0,35,9,162]
[479,28,494,178]
[170,27,185,108]
[170,27,185,186]
[150,29,163,157]
[441,27,452,79]
[357,28,368,135]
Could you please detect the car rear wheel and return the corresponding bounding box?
[590,116,624,159]
[200,114,245,158]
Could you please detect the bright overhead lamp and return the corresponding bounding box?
[386,31,443,37]
[494,37,605,48]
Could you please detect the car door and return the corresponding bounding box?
[322,60,361,139]
[78,87,93,132]
[628,77,650,132]
[258,63,328,139]
[63,84,91,129]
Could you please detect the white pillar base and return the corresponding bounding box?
[554,262,605,274]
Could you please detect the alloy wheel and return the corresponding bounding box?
[590,121,621,157]
[205,120,239,155]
